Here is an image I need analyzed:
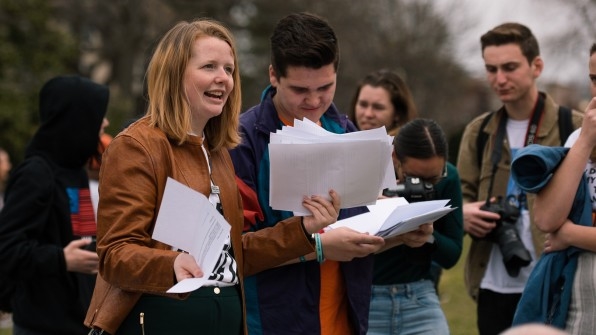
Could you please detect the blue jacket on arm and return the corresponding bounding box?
[510,144,591,329]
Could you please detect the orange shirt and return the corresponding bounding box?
[278,114,352,334]
[319,257,352,335]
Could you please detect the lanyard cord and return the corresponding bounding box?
[200,137,224,215]
[523,94,546,146]
[485,94,545,205]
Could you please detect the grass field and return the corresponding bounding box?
[0,322,9,335]
[440,235,479,335]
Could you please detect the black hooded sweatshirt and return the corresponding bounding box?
[0,75,108,334]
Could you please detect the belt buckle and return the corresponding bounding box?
[88,328,105,335]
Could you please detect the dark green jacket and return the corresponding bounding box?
[373,163,464,284]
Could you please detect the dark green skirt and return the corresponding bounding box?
[117,285,242,335]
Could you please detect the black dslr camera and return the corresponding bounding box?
[480,195,532,277]
[382,176,435,202]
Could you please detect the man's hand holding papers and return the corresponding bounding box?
[301,189,341,234]
[320,227,386,261]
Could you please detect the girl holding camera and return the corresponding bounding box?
[368,119,464,335]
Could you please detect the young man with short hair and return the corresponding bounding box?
[456,22,584,335]
[230,12,431,335]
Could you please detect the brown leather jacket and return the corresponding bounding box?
[84,117,314,334]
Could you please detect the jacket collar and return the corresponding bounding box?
[483,92,559,140]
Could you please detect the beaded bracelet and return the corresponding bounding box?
[314,233,325,263]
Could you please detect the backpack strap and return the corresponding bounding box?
[557,105,574,145]
[476,112,495,169]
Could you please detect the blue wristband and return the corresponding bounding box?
[315,233,325,263]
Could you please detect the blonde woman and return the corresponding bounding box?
[85,18,330,335]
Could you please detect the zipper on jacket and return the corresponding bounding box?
[140,312,145,335]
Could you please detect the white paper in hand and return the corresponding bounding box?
[268,119,394,214]
[376,199,455,237]
[327,198,455,239]
[152,177,231,293]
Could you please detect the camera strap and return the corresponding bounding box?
[485,95,546,206]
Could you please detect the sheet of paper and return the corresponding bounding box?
[269,119,394,214]
[377,199,455,237]
[152,177,231,293]
[327,198,455,239]
[326,197,408,233]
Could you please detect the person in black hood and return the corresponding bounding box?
[0,75,109,334]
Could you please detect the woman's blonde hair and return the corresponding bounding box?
[145,18,241,151]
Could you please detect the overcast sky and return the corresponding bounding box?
[435,0,590,89]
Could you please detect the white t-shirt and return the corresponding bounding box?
[89,179,100,221]
[565,128,596,210]
[480,118,537,293]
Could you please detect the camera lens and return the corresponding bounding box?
[479,196,532,277]
[494,223,532,277]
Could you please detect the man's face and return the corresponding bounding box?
[589,52,596,98]
[482,43,542,104]
[269,64,336,124]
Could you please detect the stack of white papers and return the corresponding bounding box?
[268,118,395,214]
[152,178,231,293]
[327,197,456,239]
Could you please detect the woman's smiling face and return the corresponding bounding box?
[184,36,235,132]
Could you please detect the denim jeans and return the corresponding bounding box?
[368,279,450,335]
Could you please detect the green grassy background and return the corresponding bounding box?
[440,235,478,335]
[0,320,10,335]
[0,236,478,335]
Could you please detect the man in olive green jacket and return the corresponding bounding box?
[456,22,583,335]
